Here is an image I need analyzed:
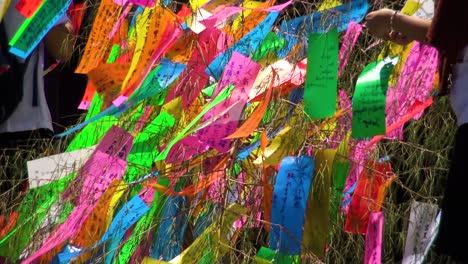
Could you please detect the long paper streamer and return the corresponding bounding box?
[270,156,315,254]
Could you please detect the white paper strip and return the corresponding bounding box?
[27,146,96,188]
[413,0,434,19]
[402,200,441,264]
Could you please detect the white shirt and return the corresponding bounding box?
[0,0,68,133]
[449,46,468,126]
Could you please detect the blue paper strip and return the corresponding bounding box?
[54,104,121,138]
[57,195,150,263]
[205,11,279,80]
[270,156,315,255]
[150,196,188,260]
[276,0,368,58]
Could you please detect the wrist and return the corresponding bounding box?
[390,10,399,33]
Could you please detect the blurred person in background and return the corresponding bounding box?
[365,0,468,262]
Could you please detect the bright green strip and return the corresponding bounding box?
[0,174,73,261]
[252,32,286,62]
[8,0,46,45]
[155,85,234,161]
[124,111,175,182]
[106,44,121,64]
[304,28,339,120]
[254,247,299,263]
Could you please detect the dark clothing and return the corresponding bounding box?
[427,0,468,95]
[433,123,468,263]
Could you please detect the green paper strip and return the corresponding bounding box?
[106,44,121,64]
[252,31,286,62]
[8,1,44,45]
[155,85,234,161]
[304,28,339,120]
[201,83,218,98]
[254,247,299,264]
[329,133,351,222]
[0,174,73,261]
[124,111,175,182]
[352,57,398,139]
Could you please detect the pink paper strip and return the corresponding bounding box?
[199,0,292,28]
[139,186,155,206]
[338,21,363,77]
[108,3,133,39]
[196,52,261,153]
[385,43,438,139]
[78,101,91,110]
[23,151,128,264]
[364,212,384,264]
[113,95,129,107]
[165,27,231,110]
[165,136,209,164]
[129,0,155,7]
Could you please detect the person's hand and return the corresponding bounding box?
[387,30,412,46]
[364,8,394,39]
[365,8,412,46]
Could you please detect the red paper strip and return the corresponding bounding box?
[16,0,43,18]
[344,161,394,234]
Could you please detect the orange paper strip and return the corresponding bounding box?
[75,0,122,74]
[87,63,131,94]
[71,179,121,263]
[120,8,181,98]
[225,69,275,139]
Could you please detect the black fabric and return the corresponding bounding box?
[0,22,30,125]
[433,122,468,263]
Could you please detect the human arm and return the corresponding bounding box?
[43,20,76,62]
[364,8,432,45]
